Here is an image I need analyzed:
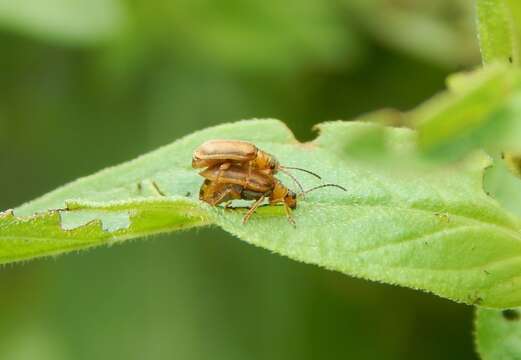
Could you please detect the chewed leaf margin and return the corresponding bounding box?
[0,197,210,264]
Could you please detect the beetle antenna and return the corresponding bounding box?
[279,168,305,194]
[280,166,322,180]
[299,183,347,197]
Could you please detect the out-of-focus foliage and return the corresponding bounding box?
[344,0,478,66]
[0,0,126,44]
[393,2,521,357]
[0,0,484,359]
[409,63,521,169]
[476,0,521,65]
[0,0,480,71]
[124,0,358,72]
[476,308,521,359]
[410,64,519,157]
[476,0,517,65]
[407,64,521,219]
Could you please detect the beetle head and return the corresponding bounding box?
[285,190,297,209]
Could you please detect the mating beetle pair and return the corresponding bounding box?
[193,140,345,225]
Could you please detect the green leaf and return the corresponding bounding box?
[484,156,521,219]
[0,199,209,264]
[4,119,521,308]
[342,0,478,67]
[408,65,521,217]
[0,0,126,45]
[409,64,520,157]
[476,0,518,65]
[127,0,357,73]
[476,0,521,65]
[475,307,521,359]
[506,0,521,65]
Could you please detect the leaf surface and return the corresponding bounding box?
[3,120,521,307]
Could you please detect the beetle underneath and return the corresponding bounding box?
[198,164,345,225]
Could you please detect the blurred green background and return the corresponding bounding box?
[0,0,482,359]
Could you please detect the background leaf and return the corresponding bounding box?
[0,0,127,45]
[476,0,517,65]
[409,64,520,157]
[406,65,521,220]
[3,119,521,308]
[506,0,521,65]
[343,0,478,67]
[475,307,521,359]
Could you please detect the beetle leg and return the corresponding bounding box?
[203,183,242,207]
[242,195,265,224]
[210,187,239,206]
[283,203,296,228]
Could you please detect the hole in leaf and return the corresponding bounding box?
[502,309,520,321]
[60,210,131,232]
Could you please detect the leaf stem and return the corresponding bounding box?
[476,0,521,66]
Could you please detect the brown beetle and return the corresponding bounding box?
[192,139,320,193]
[199,164,345,225]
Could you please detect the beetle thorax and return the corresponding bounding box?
[271,181,287,200]
[256,151,279,172]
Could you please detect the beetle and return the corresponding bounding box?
[199,164,345,225]
[192,139,320,193]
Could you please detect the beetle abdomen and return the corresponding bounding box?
[241,189,268,201]
[199,165,274,193]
